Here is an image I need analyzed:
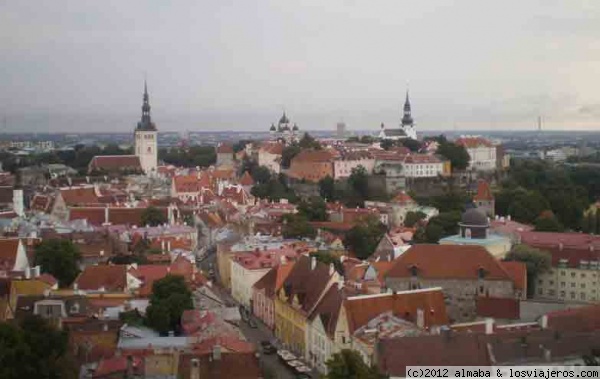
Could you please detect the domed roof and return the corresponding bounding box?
[279,112,290,125]
[269,123,276,131]
[292,123,299,131]
[460,208,489,227]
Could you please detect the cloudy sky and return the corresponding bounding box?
[1,0,599,132]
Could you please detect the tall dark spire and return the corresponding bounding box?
[137,81,156,131]
[401,90,414,127]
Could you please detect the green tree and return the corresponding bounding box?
[299,133,322,150]
[145,275,194,335]
[325,349,384,379]
[380,139,394,151]
[282,214,317,239]
[504,244,552,298]
[348,165,369,205]
[34,239,81,287]
[141,206,168,227]
[344,217,386,260]
[297,197,328,221]
[534,215,564,232]
[404,211,427,227]
[251,165,272,185]
[0,315,77,379]
[400,138,423,152]
[319,176,336,201]
[437,141,470,171]
[281,145,302,169]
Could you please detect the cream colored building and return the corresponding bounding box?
[536,262,600,303]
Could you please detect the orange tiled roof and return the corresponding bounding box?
[455,136,494,148]
[343,288,449,333]
[60,186,99,206]
[385,244,512,281]
[500,261,527,291]
[74,265,127,291]
[473,180,494,201]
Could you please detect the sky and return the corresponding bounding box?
[1,0,599,133]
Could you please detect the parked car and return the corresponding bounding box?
[261,340,277,355]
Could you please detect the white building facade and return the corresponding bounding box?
[134,82,158,175]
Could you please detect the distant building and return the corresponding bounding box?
[216,143,234,167]
[269,111,300,144]
[134,81,158,175]
[473,179,495,217]
[336,122,346,139]
[455,136,496,171]
[379,90,417,141]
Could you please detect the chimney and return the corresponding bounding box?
[311,256,317,270]
[416,308,425,329]
[213,344,222,361]
[540,315,548,329]
[25,267,31,279]
[485,318,494,334]
[190,358,200,379]
[103,323,108,332]
[73,283,78,291]
[167,240,171,252]
[12,189,24,217]
[33,266,40,277]
[329,263,335,275]
[104,207,109,225]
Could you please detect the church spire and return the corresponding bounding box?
[401,89,413,127]
[137,80,156,131]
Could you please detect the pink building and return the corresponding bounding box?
[251,262,295,330]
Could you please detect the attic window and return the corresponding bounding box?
[477,268,486,280]
[409,265,418,277]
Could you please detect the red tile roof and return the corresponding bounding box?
[252,262,295,297]
[455,136,494,148]
[216,144,234,154]
[518,231,600,251]
[74,265,127,291]
[173,175,202,193]
[178,351,261,379]
[545,304,600,333]
[391,191,415,205]
[385,245,513,281]
[500,261,527,292]
[69,207,106,226]
[93,355,143,378]
[476,296,520,319]
[260,142,284,155]
[88,155,141,173]
[0,239,20,271]
[60,186,100,206]
[292,149,335,163]
[239,171,255,186]
[403,154,442,164]
[343,288,449,333]
[473,180,493,201]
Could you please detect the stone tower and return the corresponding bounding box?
[134,81,158,175]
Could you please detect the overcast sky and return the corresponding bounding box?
[1,0,599,133]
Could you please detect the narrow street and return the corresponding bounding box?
[196,248,312,378]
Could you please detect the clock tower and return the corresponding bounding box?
[134,81,158,175]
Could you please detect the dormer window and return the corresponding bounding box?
[478,268,486,280]
[410,265,418,277]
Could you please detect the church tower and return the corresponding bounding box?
[134,81,158,174]
[401,90,417,140]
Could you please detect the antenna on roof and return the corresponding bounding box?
[537,115,542,132]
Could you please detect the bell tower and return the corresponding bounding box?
[134,81,158,174]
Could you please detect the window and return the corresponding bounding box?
[571,282,576,288]
[560,282,566,288]
[571,292,576,299]
[560,271,566,276]
[581,283,586,289]
[538,288,543,295]
[581,273,587,278]
[549,280,554,285]
[581,293,586,300]
[479,286,484,294]
[548,289,555,296]
[571,272,576,278]
[560,291,565,297]
[538,279,543,285]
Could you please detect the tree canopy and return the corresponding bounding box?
[297,196,328,221]
[145,275,194,335]
[281,145,302,169]
[299,133,322,150]
[250,173,298,203]
[282,214,317,239]
[34,239,81,287]
[504,244,551,297]
[404,211,427,227]
[141,206,168,227]
[413,211,461,244]
[325,349,384,379]
[436,140,470,171]
[0,315,77,379]
[159,146,216,168]
[344,217,386,260]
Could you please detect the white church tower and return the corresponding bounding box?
[134,81,158,175]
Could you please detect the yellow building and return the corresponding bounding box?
[274,255,337,357]
[9,278,53,318]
